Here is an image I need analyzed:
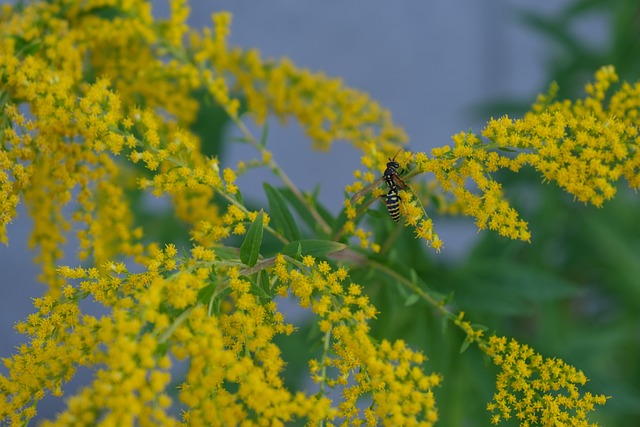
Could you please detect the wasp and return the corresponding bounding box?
[350,149,408,205]
[385,187,402,222]
[383,153,407,191]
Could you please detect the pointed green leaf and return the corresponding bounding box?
[442,291,455,305]
[240,210,264,267]
[459,338,472,354]
[197,270,218,305]
[249,275,271,299]
[259,270,273,297]
[584,214,640,307]
[210,287,231,316]
[440,315,449,336]
[331,209,350,236]
[295,242,303,258]
[232,189,243,205]
[278,188,334,237]
[197,283,216,306]
[230,136,252,144]
[281,239,346,259]
[409,268,419,284]
[214,246,240,260]
[394,279,411,300]
[12,36,43,56]
[259,122,269,147]
[404,294,420,307]
[264,183,301,242]
[463,258,581,303]
[189,88,231,158]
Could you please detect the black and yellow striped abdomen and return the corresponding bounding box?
[385,188,401,222]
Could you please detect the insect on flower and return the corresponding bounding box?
[349,149,413,223]
[350,149,409,205]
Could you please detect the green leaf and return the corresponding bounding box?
[404,294,420,307]
[235,189,244,205]
[259,122,269,147]
[584,214,640,308]
[197,275,217,305]
[331,208,350,236]
[459,338,472,354]
[281,239,346,259]
[393,278,411,300]
[463,258,580,302]
[229,136,252,144]
[209,287,231,316]
[249,274,271,299]
[278,188,334,237]
[11,36,42,56]
[240,210,264,267]
[189,88,233,158]
[311,187,336,226]
[264,183,301,242]
[442,291,455,306]
[214,246,240,260]
[259,270,273,297]
[409,268,419,284]
[440,315,449,336]
[294,242,302,258]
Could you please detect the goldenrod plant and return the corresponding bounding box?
[2,0,634,425]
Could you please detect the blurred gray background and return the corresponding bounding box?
[0,0,607,419]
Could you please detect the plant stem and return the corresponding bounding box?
[231,116,333,236]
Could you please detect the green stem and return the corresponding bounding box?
[209,256,278,304]
[367,259,451,319]
[231,116,333,236]
[158,306,194,343]
[368,258,488,346]
[378,222,404,256]
[318,327,332,397]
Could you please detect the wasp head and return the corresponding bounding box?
[386,159,400,170]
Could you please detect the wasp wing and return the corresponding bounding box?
[391,174,408,190]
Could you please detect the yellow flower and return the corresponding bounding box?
[302,255,316,267]
[271,254,440,425]
[0,1,617,425]
[483,336,608,426]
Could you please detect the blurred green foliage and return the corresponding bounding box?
[453,1,640,424]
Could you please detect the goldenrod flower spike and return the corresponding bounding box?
[483,336,608,426]
[0,1,616,425]
[344,66,638,251]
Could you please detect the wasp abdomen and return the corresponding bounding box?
[385,188,401,222]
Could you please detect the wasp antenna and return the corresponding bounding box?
[390,147,403,161]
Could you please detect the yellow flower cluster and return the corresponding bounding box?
[483,336,608,426]
[274,254,441,426]
[0,295,86,426]
[0,0,614,425]
[1,0,410,292]
[192,35,407,151]
[1,244,339,426]
[345,66,640,248]
[481,66,638,207]
[0,0,180,291]
[173,261,333,426]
